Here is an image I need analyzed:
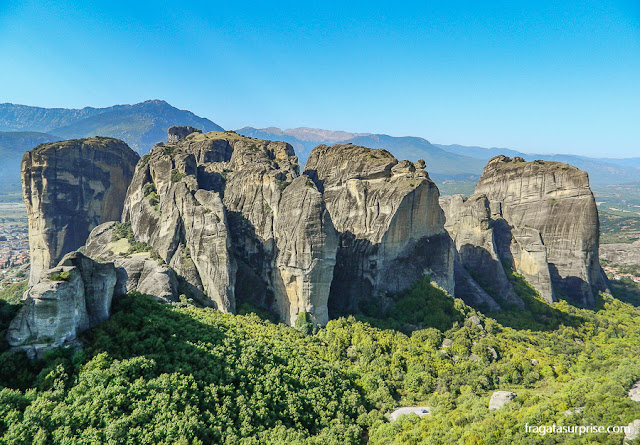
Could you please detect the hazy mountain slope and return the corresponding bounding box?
[0,131,61,192]
[237,126,486,178]
[52,100,223,153]
[0,100,224,154]
[343,134,486,178]
[434,143,527,161]
[436,143,640,185]
[0,103,103,132]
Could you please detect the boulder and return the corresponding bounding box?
[626,420,640,443]
[84,222,179,302]
[22,137,139,285]
[629,381,640,402]
[489,390,516,410]
[168,126,202,143]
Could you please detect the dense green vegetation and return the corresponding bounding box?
[1,274,640,443]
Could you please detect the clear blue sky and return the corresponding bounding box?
[0,0,638,157]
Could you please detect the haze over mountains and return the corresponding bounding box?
[0,100,223,192]
[0,99,638,194]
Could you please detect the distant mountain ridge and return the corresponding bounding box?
[0,100,224,154]
[0,102,637,195]
[0,131,62,192]
[0,100,224,193]
[435,143,640,185]
[237,126,487,179]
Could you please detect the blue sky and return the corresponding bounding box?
[0,0,638,157]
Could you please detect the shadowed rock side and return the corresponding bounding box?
[440,194,523,310]
[444,155,609,308]
[304,145,455,317]
[22,137,139,285]
[7,251,124,357]
[168,125,202,143]
[122,131,337,326]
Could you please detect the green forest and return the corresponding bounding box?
[2,273,640,444]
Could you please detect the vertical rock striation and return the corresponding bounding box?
[7,251,124,357]
[22,137,139,285]
[444,156,608,308]
[122,131,338,325]
[304,144,454,317]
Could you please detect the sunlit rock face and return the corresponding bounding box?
[443,155,609,308]
[304,144,454,317]
[22,137,139,285]
[7,252,123,357]
[122,131,337,326]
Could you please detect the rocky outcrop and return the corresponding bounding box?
[489,391,516,410]
[304,144,454,317]
[120,133,452,326]
[600,240,640,268]
[168,126,202,143]
[84,222,179,302]
[444,156,608,307]
[6,251,123,356]
[122,131,337,326]
[22,137,139,285]
[441,194,522,310]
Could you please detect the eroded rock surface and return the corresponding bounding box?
[122,131,337,325]
[304,144,454,316]
[443,156,608,308]
[489,391,516,410]
[600,240,640,269]
[84,222,179,302]
[168,126,202,143]
[6,252,123,356]
[22,137,139,285]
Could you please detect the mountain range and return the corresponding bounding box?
[0,100,638,195]
[0,100,223,192]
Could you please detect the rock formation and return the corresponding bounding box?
[6,251,123,356]
[489,391,516,410]
[17,130,455,329]
[303,144,454,317]
[600,240,640,268]
[441,194,523,310]
[120,132,453,326]
[121,131,337,326]
[84,222,180,302]
[22,137,139,285]
[168,126,202,143]
[443,156,608,308]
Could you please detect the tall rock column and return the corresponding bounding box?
[444,155,609,308]
[304,145,455,317]
[22,137,139,285]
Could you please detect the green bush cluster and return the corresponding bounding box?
[49,271,70,282]
[1,273,640,443]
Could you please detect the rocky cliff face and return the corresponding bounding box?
[168,126,202,143]
[7,251,123,357]
[440,194,522,310]
[22,137,139,285]
[121,133,452,325]
[600,240,640,268]
[84,222,180,302]
[304,144,454,316]
[444,156,608,308]
[121,131,337,325]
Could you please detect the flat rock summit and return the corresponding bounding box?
[7,130,611,353]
